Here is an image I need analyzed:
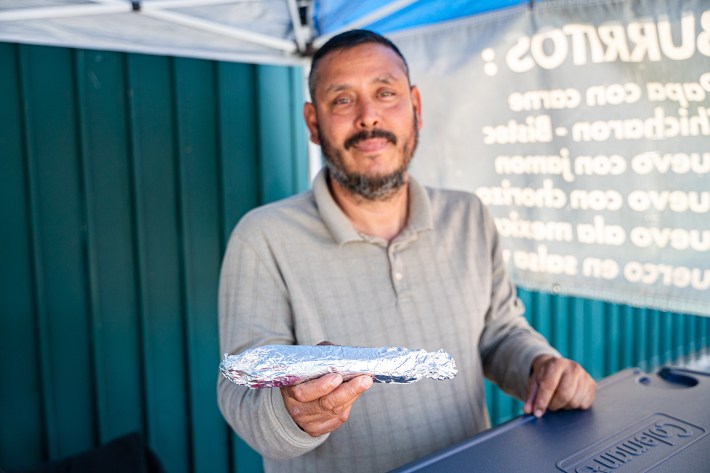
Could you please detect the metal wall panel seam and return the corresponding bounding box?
[289,65,309,193]
[131,54,189,473]
[73,48,103,447]
[212,71,232,470]
[663,311,676,366]
[179,57,202,473]
[690,317,700,358]
[26,42,96,459]
[214,62,228,254]
[256,64,304,203]
[640,309,653,370]
[215,62,265,472]
[660,312,673,369]
[204,72,230,473]
[552,294,570,358]
[215,62,261,473]
[649,310,663,368]
[569,297,585,364]
[18,43,57,461]
[217,62,261,238]
[81,48,144,443]
[587,300,606,379]
[42,45,95,457]
[174,56,196,472]
[534,290,551,341]
[171,56,196,473]
[620,304,634,370]
[173,56,232,473]
[0,42,30,465]
[604,303,620,374]
[1,42,45,466]
[674,312,689,364]
[124,52,152,441]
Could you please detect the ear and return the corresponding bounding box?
[410,85,423,130]
[303,102,320,145]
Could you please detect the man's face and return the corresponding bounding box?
[304,43,423,200]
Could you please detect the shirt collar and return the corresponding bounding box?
[313,168,434,246]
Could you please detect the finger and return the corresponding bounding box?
[293,409,344,437]
[523,376,538,415]
[318,375,373,414]
[547,369,580,411]
[530,363,564,417]
[299,404,354,437]
[317,341,336,346]
[580,379,597,409]
[285,377,372,437]
[563,372,596,410]
[285,373,343,404]
[545,363,598,412]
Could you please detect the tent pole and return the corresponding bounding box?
[0,3,127,21]
[142,8,298,53]
[286,0,312,55]
[97,0,241,9]
[0,0,262,22]
[136,0,239,7]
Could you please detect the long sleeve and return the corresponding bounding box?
[216,223,329,460]
[477,204,560,400]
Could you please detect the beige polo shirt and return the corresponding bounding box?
[218,169,558,472]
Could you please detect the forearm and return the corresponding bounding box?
[482,325,559,400]
[217,376,328,459]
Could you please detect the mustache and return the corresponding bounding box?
[344,129,397,150]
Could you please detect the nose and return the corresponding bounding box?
[356,98,379,129]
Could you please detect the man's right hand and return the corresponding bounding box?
[281,373,373,437]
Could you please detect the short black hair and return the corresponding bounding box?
[308,29,410,101]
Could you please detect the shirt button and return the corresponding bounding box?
[395,272,403,281]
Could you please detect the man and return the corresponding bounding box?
[217,29,596,472]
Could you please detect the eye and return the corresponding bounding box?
[379,89,395,98]
[333,96,352,106]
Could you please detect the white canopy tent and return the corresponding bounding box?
[0,0,311,66]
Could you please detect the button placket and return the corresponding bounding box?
[388,245,405,295]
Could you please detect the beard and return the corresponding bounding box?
[319,114,419,201]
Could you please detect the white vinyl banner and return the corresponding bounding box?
[394,0,710,317]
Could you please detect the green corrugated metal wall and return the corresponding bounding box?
[1,42,708,472]
[0,42,307,473]
[486,291,709,425]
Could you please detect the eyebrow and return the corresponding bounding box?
[323,73,403,95]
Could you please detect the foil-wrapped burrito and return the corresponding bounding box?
[220,345,458,389]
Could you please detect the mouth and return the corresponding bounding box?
[352,137,389,153]
[345,129,397,152]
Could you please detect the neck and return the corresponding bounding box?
[328,175,409,242]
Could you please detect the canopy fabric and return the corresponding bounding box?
[313,0,524,45]
[0,0,304,65]
[0,0,530,65]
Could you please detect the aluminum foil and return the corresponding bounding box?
[220,345,458,389]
